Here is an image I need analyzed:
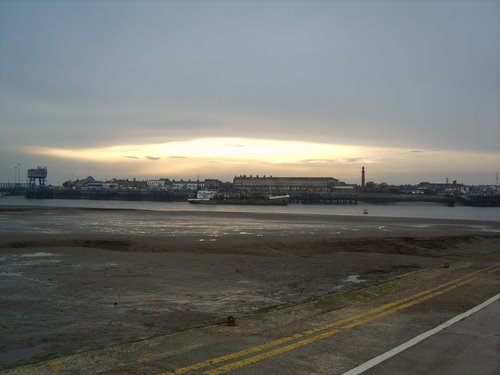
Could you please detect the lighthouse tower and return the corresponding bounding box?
[361,166,366,188]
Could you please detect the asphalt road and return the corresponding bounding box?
[362,296,500,375]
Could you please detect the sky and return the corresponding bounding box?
[0,0,499,186]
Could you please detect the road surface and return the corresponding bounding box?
[2,253,498,375]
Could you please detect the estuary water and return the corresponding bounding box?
[0,196,498,242]
[1,196,499,221]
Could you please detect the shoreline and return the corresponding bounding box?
[1,204,499,226]
[1,206,499,368]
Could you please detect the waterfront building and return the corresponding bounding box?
[169,179,223,191]
[203,179,223,190]
[105,178,146,190]
[73,176,96,189]
[172,179,204,191]
[417,181,466,194]
[86,182,105,190]
[233,175,339,193]
[146,180,167,190]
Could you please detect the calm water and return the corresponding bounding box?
[1,196,499,221]
[0,196,498,238]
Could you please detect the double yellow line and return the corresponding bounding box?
[161,264,499,375]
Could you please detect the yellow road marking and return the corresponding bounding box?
[160,264,499,375]
[205,276,479,374]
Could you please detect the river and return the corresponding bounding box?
[1,196,499,221]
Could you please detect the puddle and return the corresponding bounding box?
[378,226,391,232]
[0,272,22,277]
[343,275,367,284]
[0,344,47,363]
[20,252,58,258]
[19,259,61,266]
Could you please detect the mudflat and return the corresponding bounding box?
[0,206,499,369]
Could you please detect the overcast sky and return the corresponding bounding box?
[1,0,499,185]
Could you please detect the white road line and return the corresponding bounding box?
[343,292,500,375]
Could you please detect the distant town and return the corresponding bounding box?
[60,173,496,196]
[1,166,499,207]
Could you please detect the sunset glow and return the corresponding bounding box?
[24,138,385,165]
[23,137,499,183]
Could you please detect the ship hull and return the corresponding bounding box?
[457,194,500,207]
[188,196,289,206]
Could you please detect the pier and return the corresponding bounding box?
[3,188,452,205]
[0,183,33,195]
[289,192,358,204]
[289,192,449,205]
[25,189,191,202]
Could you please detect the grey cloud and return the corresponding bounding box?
[0,1,498,184]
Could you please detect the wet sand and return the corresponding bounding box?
[0,206,499,369]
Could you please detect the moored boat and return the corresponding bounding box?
[188,190,290,205]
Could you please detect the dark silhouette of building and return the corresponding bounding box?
[361,166,365,188]
[28,166,47,188]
